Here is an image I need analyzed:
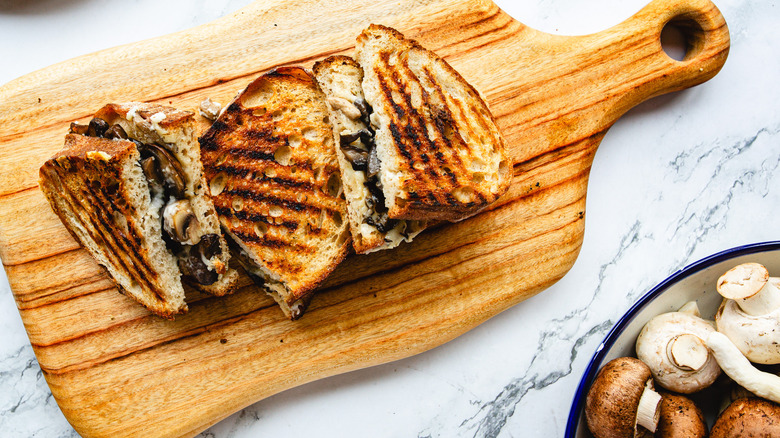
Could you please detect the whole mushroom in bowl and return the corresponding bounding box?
[715,263,780,364]
[585,357,661,438]
[710,397,780,437]
[635,301,721,394]
[656,392,707,438]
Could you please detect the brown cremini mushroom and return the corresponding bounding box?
[585,357,662,438]
[710,397,780,438]
[655,392,707,438]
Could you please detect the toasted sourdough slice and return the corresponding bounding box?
[93,103,239,297]
[199,67,350,319]
[39,103,240,318]
[313,56,426,254]
[40,135,188,318]
[355,24,512,221]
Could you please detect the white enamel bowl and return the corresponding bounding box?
[565,241,780,437]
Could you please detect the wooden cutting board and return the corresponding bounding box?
[0,0,728,436]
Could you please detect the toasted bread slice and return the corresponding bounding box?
[355,24,512,221]
[199,67,350,319]
[39,103,240,318]
[314,55,427,254]
[40,135,188,318]
[93,103,239,297]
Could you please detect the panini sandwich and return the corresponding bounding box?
[199,67,350,319]
[316,25,511,252]
[314,56,426,253]
[39,103,239,318]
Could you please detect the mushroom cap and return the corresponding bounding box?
[710,397,780,438]
[585,357,654,438]
[717,263,768,301]
[635,311,720,393]
[716,297,780,364]
[656,392,707,438]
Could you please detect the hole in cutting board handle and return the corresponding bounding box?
[661,17,705,62]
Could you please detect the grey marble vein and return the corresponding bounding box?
[454,320,613,438]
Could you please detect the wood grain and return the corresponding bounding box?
[0,0,729,436]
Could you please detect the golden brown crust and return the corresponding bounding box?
[199,66,350,313]
[39,134,187,319]
[312,55,358,77]
[94,102,194,130]
[357,24,512,222]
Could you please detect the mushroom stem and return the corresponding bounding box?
[667,333,709,371]
[717,263,780,316]
[636,383,662,433]
[706,331,780,404]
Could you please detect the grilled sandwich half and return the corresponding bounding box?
[314,56,427,254]
[39,103,239,318]
[354,24,512,222]
[199,66,350,319]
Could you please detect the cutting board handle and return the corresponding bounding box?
[493,0,729,164]
[596,0,730,117]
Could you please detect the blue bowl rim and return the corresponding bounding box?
[564,240,780,437]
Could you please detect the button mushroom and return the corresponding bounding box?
[163,199,201,246]
[585,357,662,438]
[655,392,708,438]
[635,301,721,393]
[710,397,780,438]
[715,262,780,364]
[706,331,780,404]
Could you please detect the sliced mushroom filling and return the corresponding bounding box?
[336,98,401,235]
[73,117,222,285]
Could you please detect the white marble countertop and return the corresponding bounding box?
[1,0,777,436]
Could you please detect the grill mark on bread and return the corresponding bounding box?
[419,67,493,208]
[82,178,167,303]
[415,65,472,202]
[375,54,439,200]
[425,64,500,155]
[373,46,496,211]
[394,60,459,206]
[231,230,314,254]
[223,147,276,162]
[210,163,316,192]
[215,205,298,230]
[398,57,462,188]
[220,188,340,215]
[51,162,167,304]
